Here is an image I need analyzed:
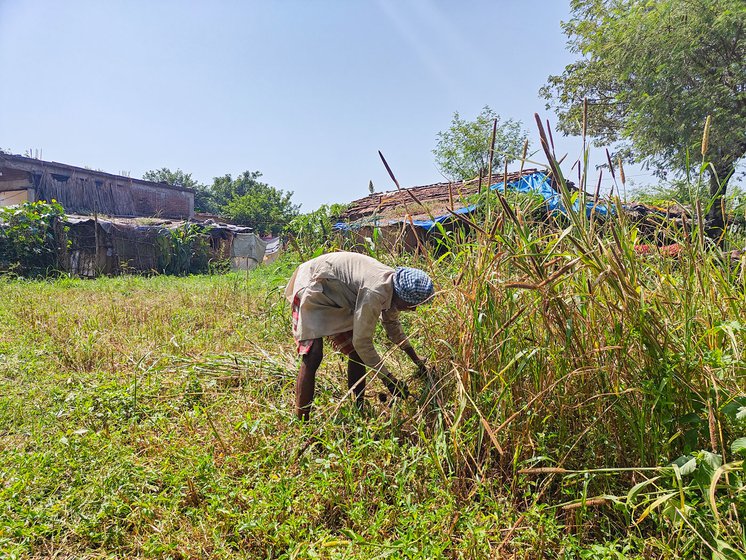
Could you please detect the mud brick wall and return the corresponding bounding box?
[130,182,194,219]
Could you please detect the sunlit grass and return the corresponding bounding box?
[1,153,744,557]
[0,271,529,559]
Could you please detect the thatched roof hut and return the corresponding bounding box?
[338,169,539,227]
[334,170,544,251]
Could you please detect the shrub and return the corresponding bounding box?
[157,223,212,275]
[0,200,67,277]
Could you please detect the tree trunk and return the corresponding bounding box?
[705,163,732,246]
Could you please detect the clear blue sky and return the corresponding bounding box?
[0,0,652,211]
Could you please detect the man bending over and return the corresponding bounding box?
[285,251,434,420]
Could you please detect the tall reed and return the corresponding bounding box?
[371,117,745,556]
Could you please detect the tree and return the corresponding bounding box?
[142,168,217,213]
[210,170,265,209]
[143,168,200,189]
[433,106,529,181]
[541,0,746,239]
[216,171,299,235]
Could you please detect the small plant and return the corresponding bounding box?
[285,203,347,258]
[158,223,211,275]
[616,441,746,558]
[0,200,67,276]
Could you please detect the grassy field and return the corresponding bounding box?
[0,267,532,559]
[2,185,746,558]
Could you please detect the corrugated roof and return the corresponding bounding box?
[63,214,252,233]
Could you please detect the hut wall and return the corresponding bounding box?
[64,220,245,277]
[66,220,169,276]
[111,227,164,273]
[0,189,31,205]
[0,172,35,206]
[0,155,194,219]
[206,229,234,262]
[66,221,118,277]
[32,172,193,219]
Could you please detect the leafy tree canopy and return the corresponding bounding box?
[143,168,299,232]
[143,168,200,189]
[217,171,299,235]
[541,0,745,232]
[433,106,529,181]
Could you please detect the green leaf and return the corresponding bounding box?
[678,412,703,425]
[731,437,746,455]
[694,450,723,488]
[670,454,693,468]
[627,476,660,503]
[713,539,746,560]
[700,450,723,471]
[679,457,697,476]
[635,491,678,524]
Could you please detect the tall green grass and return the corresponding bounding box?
[368,118,746,557]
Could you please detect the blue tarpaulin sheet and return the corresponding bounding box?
[490,171,612,221]
[335,171,613,231]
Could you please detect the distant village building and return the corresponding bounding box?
[0,154,278,277]
[335,169,693,254]
[0,153,194,219]
[334,169,542,250]
[338,169,540,226]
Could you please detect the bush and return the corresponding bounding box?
[0,200,67,277]
[285,203,347,257]
[156,223,213,275]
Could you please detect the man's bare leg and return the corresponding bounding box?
[347,351,366,411]
[296,338,323,421]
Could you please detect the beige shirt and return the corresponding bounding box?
[285,252,410,374]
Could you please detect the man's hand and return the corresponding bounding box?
[403,347,430,379]
[415,359,437,381]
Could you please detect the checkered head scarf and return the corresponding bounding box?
[393,267,434,306]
